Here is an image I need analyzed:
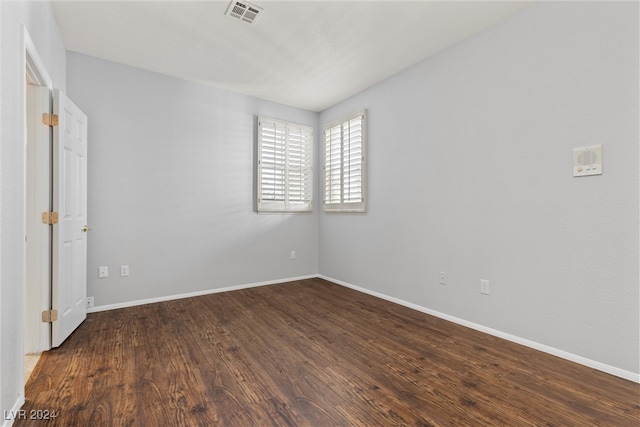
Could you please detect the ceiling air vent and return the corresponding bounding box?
[226,1,263,24]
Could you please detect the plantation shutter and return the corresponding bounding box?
[287,124,313,205]
[324,124,342,205]
[343,115,364,205]
[323,110,367,212]
[258,117,313,212]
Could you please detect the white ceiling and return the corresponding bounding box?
[51,0,532,112]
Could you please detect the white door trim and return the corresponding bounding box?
[23,28,52,88]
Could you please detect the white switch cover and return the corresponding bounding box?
[573,145,602,177]
[439,272,447,285]
[99,266,108,278]
[120,265,130,277]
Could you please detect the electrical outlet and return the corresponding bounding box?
[290,251,296,260]
[87,297,94,309]
[99,266,108,278]
[439,271,447,285]
[480,279,491,295]
[120,265,130,277]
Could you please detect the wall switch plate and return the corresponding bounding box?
[99,266,108,278]
[87,297,94,309]
[120,265,130,277]
[290,251,296,260]
[439,272,447,285]
[480,279,490,295]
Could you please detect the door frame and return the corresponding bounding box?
[23,26,53,358]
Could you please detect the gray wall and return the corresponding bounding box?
[1,0,67,418]
[2,2,638,419]
[319,1,639,375]
[67,53,319,307]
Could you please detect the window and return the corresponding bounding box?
[257,117,313,213]
[323,110,367,212]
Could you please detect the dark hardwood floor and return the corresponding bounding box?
[18,278,639,426]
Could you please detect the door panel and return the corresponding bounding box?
[52,89,88,347]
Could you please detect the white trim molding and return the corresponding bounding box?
[319,275,640,384]
[88,275,318,313]
[86,273,639,383]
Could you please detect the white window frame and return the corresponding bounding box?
[257,116,313,213]
[323,109,367,213]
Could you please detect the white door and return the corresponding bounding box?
[51,89,88,347]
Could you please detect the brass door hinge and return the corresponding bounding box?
[42,212,58,225]
[42,113,58,127]
[41,309,58,323]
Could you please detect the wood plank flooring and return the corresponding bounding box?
[18,278,639,426]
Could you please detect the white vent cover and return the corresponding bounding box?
[226,1,263,24]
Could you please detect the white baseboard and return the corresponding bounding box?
[2,395,25,427]
[319,275,640,384]
[86,273,639,383]
[88,275,318,313]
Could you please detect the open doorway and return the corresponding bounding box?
[22,29,90,386]
[23,29,53,381]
